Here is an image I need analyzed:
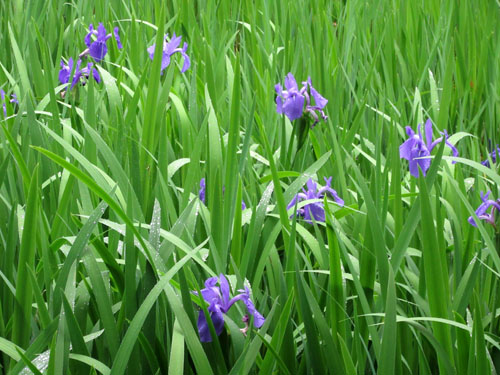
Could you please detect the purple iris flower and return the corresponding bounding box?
[199,178,206,204]
[275,73,328,125]
[468,191,500,227]
[399,119,459,178]
[302,77,328,125]
[147,33,190,74]
[275,73,305,121]
[1,89,17,117]
[83,23,122,62]
[59,58,101,89]
[1,89,6,117]
[287,177,344,223]
[481,146,500,167]
[195,274,265,342]
[198,178,246,210]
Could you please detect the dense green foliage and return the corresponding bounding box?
[1,0,499,373]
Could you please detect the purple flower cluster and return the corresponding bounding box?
[195,274,265,342]
[468,191,500,228]
[1,89,18,117]
[147,33,190,74]
[58,22,122,90]
[275,73,328,126]
[399,119,458,178]
[397,121,499,230]
[58,25,190,90]
[395,119,500,230]
[82,23,123,62]
[59,58,101,89]
[481,146,500,167]
[287,177,344,223]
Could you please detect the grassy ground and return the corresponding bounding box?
[1,0,499,374]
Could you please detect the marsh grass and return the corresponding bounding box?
[0,0,499,373]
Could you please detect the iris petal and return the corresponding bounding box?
[198,178,206,204]
[400,120,457,178]
[147,33,190,73]
[275,75,328,123]
[310,86,328,109]
[219,274,231,310]
[288,177,343,223]
[89,41,108,62]
[424,119,433,150]
[85,24,94,47]
[194,275,265,342]
[180,43,191,73]
[96,23,107,41]
[242,297,265,328]
[282,92,304,121]
[197,303,225,342]
[114,27,123,49]
[284,72,299,91]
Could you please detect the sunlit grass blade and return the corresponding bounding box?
[168,319,185,375]
[68,354,111,375]
[15,348,44,375]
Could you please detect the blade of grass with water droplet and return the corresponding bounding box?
[10,319,58,375]
[15,348,44,375]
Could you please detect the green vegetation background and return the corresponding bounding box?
[0,0,499,374]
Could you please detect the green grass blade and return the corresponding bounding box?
[12,166,39,348]
[418,172,454,372]
[168,319,185,375]
[82,250,120,358]
[378,266,398,375]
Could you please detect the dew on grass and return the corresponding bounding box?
[19,350,50,375]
